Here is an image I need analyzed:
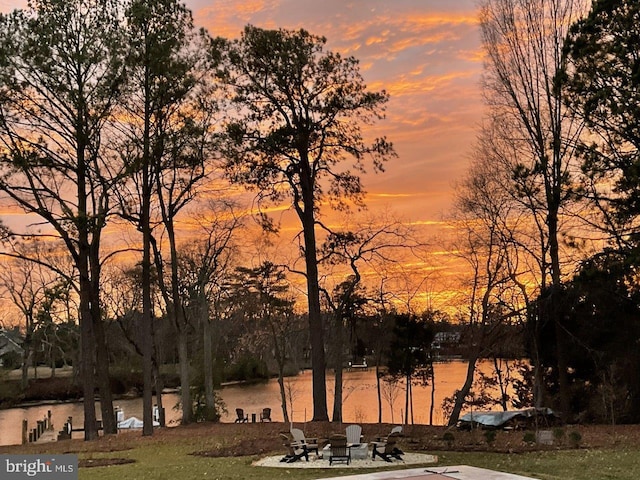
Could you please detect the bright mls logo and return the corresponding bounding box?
[1,455,77,479]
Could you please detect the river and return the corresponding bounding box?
[0,360,513,446]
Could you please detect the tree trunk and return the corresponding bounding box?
[332,315,345,422]
[429,367,435,425]
[271,322,290,424]
[447,354,479,427]
[93,315,116,434]
[494,358,508,412]
[141,157,154,436]
[332,363,344,423]
[154,363,165,427]
[203,300,216,421]
[404,373,410,425]
[549,210,570,421]
[91,258,116,435]
[300,197,328,421]
[278,373,290,424]
[78,282,98,440]
[50,336,56,379]
[409,379,414,425]
[21,344,32,390]
[178,327,193,423]
[78,164,98,440]
[162,203,193,425]
[376,363,382,424]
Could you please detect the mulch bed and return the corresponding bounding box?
[2,421,639,459]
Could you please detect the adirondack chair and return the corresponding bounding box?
[290,427,319,454]
[375,425,403,442]
[345,424,362,444]
[234,408,248,423]
[372,432,404,462]
[328,434,350,465]
[345,424,368,459]
[279,433,309,463]
[260,407,272,422]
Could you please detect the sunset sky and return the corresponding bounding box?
[192,0,486,309]
[186,0,485,222]
[0,1,486,311]
[0,0,485,226]
[203,0,484,240]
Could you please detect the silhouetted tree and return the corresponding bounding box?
[120,0,214,431]
[479,0,588,418]
[535,250,640,423]
[0,0,126,438]
[228,262,297,423]
[178,202,243,421]
[564,0,640,248]
[217,26,395,421]
[386,314,435,425]
[446,150,527,426]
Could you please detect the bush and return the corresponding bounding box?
[108,367,144,395]
[484,429,497,445]
[569,430,582,448]
[0,377,23,406]
[553,427,565,444]
[172,388,227,424]
[442,431,455,448]
[523,432,536,445]
[23,377,82,402]
[192,390,227,423]
[1,352,22,369]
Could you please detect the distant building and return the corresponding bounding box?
[0,328,23,365]
[431,331,461,357]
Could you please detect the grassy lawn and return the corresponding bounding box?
[436,449,640,480]
[75,444,640,480]
[4,422,639,480]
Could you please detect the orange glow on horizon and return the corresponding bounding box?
[0,0,486,316]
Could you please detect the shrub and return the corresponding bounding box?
[553,427,565,444]
[442,431,455,448]
[0,378,22,406]
[484,429,497,445]
[569,430,582,448]
[523,432,536,445]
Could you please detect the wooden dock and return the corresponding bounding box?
[22,410,57,444]
[35,430,58,443]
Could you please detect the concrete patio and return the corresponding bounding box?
[317,465,539,480]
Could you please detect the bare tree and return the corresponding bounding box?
[0,0,126,438]
[178,201,243,421]
[101,263,169,426]
[318,215,415,422]
[0,254,56,388]
[380,375,402,424]
[479,0,588,417]
[446,152,526,426]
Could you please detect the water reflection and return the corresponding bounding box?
[219,360,475,425]
[0,360,511,446]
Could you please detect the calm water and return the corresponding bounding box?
[0,360,508,446]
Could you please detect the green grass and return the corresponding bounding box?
[76,445,640,480]
[78,445,402,480]
[436,448,640,480]
[5,421,637,480]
